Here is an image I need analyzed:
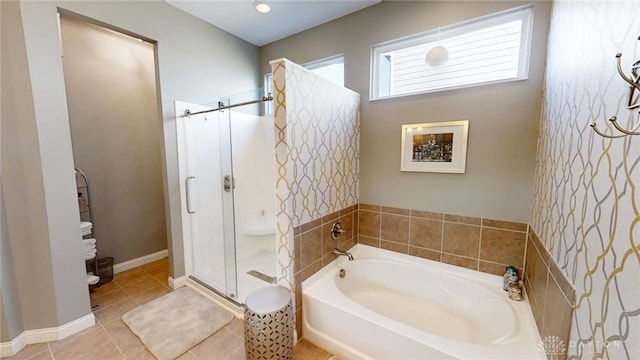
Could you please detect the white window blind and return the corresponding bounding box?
[371,4,534,100]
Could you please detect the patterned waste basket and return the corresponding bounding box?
[244,285,294,360]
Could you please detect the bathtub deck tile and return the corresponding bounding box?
[482,218,528,232]
[381,240,409,254]
[322,210,341,224]
[300,259,323,282]
[381,206,410,216]
[409,217,442,251]
[358,209,381,238]
[442,222,480,258]
[300,227,323,269]
[408,246,441,262]
[339,204,356,216]
[479,260,521,276]
[381,213,409,244]
[338,213,354,241]
[410,209,443,220]
[301,218,323,233]
[444,214,482,225]
[357,235,380,248]
[441,253,479,271]
[479,227,526,267]
[359,203,380,211]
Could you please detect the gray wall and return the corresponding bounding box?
[1,0,258,341]
[60,15,167,264]
[55,0,260,279]
[2,0,92,332]
[1,186,24,342]
[260,1,552,222]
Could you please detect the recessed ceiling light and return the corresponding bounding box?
[254,1,271,14]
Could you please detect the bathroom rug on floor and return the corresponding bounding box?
[122,287,234,360]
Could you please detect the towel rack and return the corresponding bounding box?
[590,36,640,138]
[75,167,100,290]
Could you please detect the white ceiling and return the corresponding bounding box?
[166,0,381,46]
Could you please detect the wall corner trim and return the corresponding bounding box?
[0,313,95,357]
[168,275,187,290]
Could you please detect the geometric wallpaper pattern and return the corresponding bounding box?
[270,58,360,292]
[530,1,640,358]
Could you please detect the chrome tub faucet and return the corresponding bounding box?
[333,248,354,261]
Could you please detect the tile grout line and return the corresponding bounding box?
[95,320,127,359]
[439,216,444,262]
[477,218,483,271]
[46,342,54,360]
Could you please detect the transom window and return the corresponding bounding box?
[370,4,534,100]
[304,54,344,87]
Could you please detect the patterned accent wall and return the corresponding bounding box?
[531,1,640,359]
[270,58,360,291]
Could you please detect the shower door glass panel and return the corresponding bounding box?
[180,88,275,305]
[218,101,239,301]
[184,109,237,299]
[224,89,277,303]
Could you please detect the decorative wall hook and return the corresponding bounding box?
[591,36,640,138]
[590,116,640,138]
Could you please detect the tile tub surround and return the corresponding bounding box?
[293,202,530,342]
[357,203,528,276]
[293,205,357,340]
[524,229,575,359]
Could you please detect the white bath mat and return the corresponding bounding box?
[122,287,234,360]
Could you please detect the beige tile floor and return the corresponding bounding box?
[6,258,332,360]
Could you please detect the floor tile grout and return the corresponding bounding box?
[95,317,126,359]
[7,257,332,360]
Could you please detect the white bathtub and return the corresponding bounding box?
[302,244,543,359]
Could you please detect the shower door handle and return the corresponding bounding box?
[223,175,235,192]
[185,176,196,214]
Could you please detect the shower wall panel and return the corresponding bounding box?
[229,111,277,301]
[229,112,276,262]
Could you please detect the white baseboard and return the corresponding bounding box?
[0,313,95,357]
[168,275,187,290]
[113,249,168,274]
[0,332,25,358]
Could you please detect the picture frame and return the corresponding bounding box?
[400,120,469,173]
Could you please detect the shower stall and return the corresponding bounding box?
[175,58,361,312]
[176,89,276,304]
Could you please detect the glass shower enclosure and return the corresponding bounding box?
[178,89,276,304]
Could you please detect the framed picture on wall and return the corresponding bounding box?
[400,120,469,173]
